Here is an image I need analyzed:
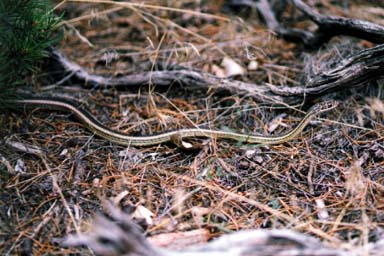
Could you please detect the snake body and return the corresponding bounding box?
[12,97,338,146]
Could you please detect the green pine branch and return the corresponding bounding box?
[0,0,62,98]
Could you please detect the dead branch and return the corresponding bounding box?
[292,0,384,45]
[62,201,351,256]
[51,49,284,104]
[226,0,384,47]
[52,44,384,105]
[271,43,384,95]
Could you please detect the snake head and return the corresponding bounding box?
[310,100,339,114]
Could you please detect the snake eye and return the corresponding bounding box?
[324,100,339,111]
[329,101,339,108]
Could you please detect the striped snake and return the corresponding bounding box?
[10,97,338,146]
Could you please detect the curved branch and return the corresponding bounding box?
[51,44,384,105]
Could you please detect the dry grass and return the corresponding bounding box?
[1,0,383,254]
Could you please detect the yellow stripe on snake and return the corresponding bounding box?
[12,97,338,146]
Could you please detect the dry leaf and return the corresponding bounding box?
[15,159,26,173]
[221,57,246,77]
[211,64,226,77]
[132,205,154,225]
[113,191,129,205]
[315,199,330,221]
[247,60,259,70]
[268,113,287,133]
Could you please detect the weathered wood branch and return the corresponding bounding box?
[292,0,384,45]
[62,202,353,256]
[226,0,384,47]
[51,49,284,104]
[271,44,384,95]
[52,44,384,105]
